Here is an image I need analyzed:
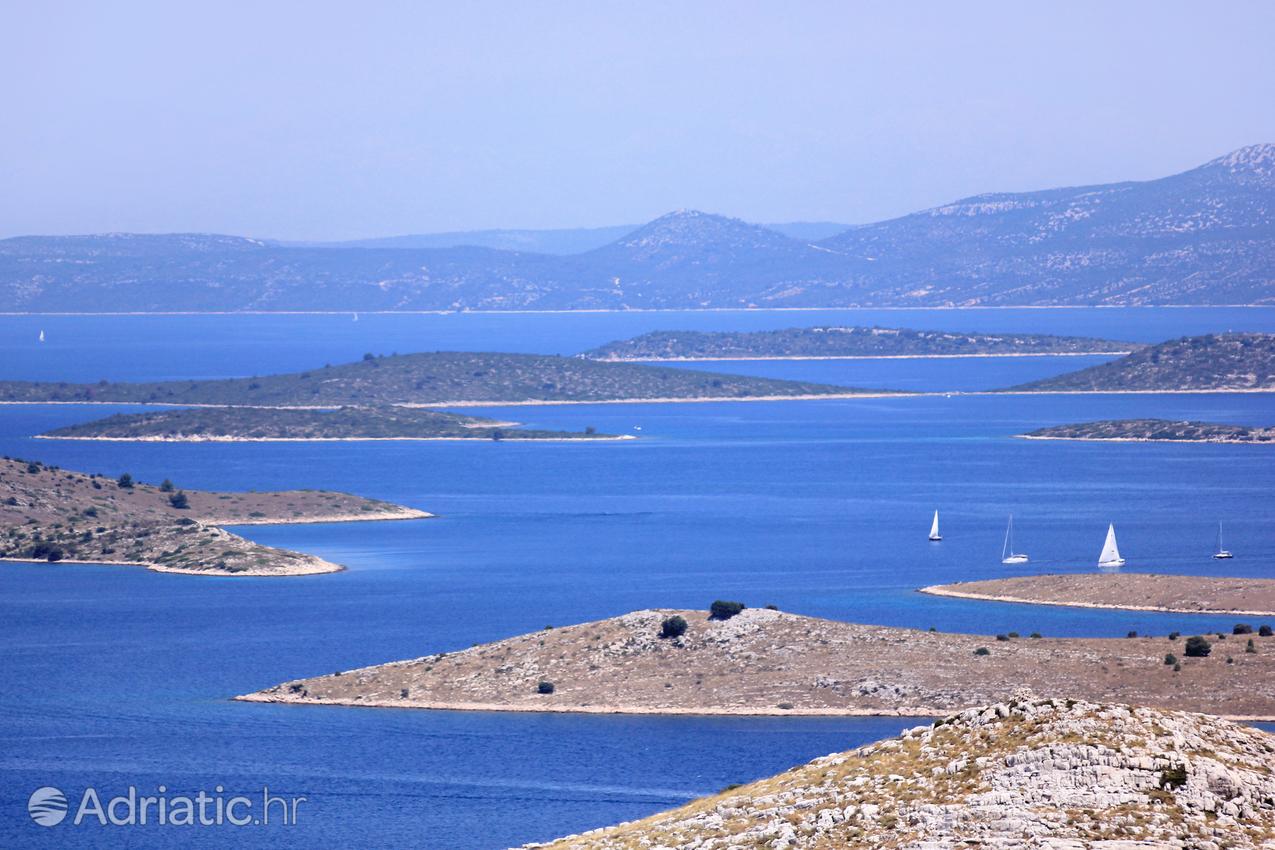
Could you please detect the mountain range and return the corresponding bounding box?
[2,144,1272,311]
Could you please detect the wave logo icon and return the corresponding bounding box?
[28,786,68,827]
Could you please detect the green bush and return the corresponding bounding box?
[1029,632,1042,639]
[1164,653,1177,666]
[995,634,1009,642]
[159,479,175,493]
[1261,625,1274,637]
[1168,631,1180,641]
[168,491,190,509]
[1184,636,1211,658]
[1159,765,1188,790]
[709,600,745,620]
[1234,623,1254,635]
[117,472,134,489]
[1127,631,1138,638]
[537,681,555,695]
[973,647,990,656]
[1247,639,1257,654]
[659,615,688,639]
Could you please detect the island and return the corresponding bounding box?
[0,456,428,576]
[1005,332,1275,392]
[37,405,625,442]
[923,574,1275,616]
[522,697,1275,849]
[1019,418,1275,444]
[585,326,1140,361]
[238,605,1275,718]
[0,350,891,407]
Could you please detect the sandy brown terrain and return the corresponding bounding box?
[0,456,428,576]
[925,573,1275,617]
[239,607,1275,719]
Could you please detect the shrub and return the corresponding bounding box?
[168,491,190,509]
[117,472,134,489]
[973,647,991,656]
[1127,631,1138,638]
[400,688,409,699]
[159,479,175,493]
[1184,636,1211,658]
[1159,765,1188,790]
[1168,631,1180,641]
[995,634,1009,642]
[1164,653,1178,666]
[1262,625,1274,637]
[1007,631,1019,638]
[537,681,555,695]
[709,600,745,620]
[659,615,688,639]
[1173,662,1181,672]
[1247,639,1257,654]
[1234,623,1254,635]
[764,604,779,611]
[1029,632,1042,639]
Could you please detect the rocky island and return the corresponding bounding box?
[585,326,1139,361]
[1007,332,1275,392]
[239,605,1275,718]
[524,697,1275,849]
[38,405,624,442]
[0,350,887,407]
[1020,418,1275,443]
[925,574,1275,617]
[0,456,428,575]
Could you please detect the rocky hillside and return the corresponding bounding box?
[0,351,871,406]
[2,144,1272,310]
[240,607,1275,718]
[526,696,1275,849]
[1009,333,1275,391]
[586,326,1139,360]
[0,456,426,575]
[1023,418,1275,443]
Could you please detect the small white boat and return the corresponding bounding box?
[1214,521,1234,560]
[38,330,45,343]
[1001,514,1029,564]
[1098,523,1125,568]
[352,312,359,322]
[928,510,942,542]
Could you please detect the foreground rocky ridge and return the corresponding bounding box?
[241,607,1275,717]
[525,696,1275,849]
[0,456,428,575]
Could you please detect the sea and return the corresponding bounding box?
[1,307,1273,848]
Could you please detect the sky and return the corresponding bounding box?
[3,1,1274,240]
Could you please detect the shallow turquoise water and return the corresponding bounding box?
[1,308,1273,848]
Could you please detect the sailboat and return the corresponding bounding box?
[928,510,942,542]
[1098,523,1125,568]
[1214,522,1234,559]
[1001,514,1028,564]
[38,330,45,343]
[352,312,359,322]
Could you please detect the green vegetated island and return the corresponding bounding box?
[0,456,428,576]
[0,351,889,441]
[585,326,1140,361]
[1006,332,1275,392]
[40,406,626,442]
[1020,418,1275,444]
[240,603,1275,719]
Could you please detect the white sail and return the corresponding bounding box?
[1214,521,1233,559]
[38,330,45,343]
[1098,523,1124,567]
[1001,514,1028,564]
[928,510,941,541]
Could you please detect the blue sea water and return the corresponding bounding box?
[1,308,1273,848]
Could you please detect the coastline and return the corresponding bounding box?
[918,584,1275,618]
[217,507,434,525]
[36,434,637,444]
[1016,434,1273,445]
[593,350,1133,362]
[0,554,344,577]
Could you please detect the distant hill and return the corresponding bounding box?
[0,351,879,406]
[2,145,1271,310]
[586,326,1139,360]
[1008,333,1275,391]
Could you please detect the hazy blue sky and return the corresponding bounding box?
[4,1,1274,240]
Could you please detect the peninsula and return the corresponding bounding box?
[1020,418,1275,443]
[38,405,623,442]
[924,574,1275,617]
[585,326,1139,361]
[1006,332,1275,392]
[239,606,1275,718]
[523,698,1275,850]
[0,456,427,576]
[0,351,884,407]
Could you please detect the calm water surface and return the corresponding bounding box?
[1,309,1273,848]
